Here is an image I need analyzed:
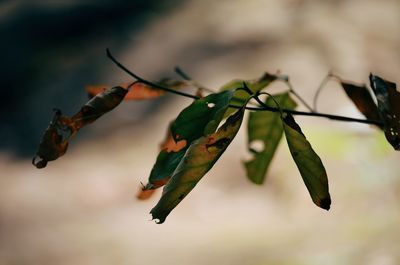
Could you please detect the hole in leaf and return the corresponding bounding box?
[249,140,265,153]
[207,103,216,108]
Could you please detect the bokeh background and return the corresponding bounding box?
[1,0,400,264]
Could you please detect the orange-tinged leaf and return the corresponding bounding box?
[86,79,186,100]
[151,106,245,224]
[137,188,157,200]
[160,123,188,153]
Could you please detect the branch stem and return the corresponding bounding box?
[107,49,383,127]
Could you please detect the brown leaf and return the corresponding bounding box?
[32,110,70,168]
[86,79,185,100]
[33,86,128,168]
[340,81,381,127]
[369,74,400,150]
[137,188,157,200]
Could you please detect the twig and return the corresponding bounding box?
[313,71,333,111]
[106,49,383,127]
[277,76,314,112]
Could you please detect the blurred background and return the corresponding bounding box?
[0,0,399,264]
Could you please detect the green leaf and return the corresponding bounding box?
[244,93,297,184]
[220,72,277,117]
[340,81,381,126]
[151,106,246,223]
[282,113,331,210]
[369,74,400,150]
[143,91,234,190]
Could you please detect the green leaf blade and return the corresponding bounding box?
[144,91,234,190]
[220,72,277,117]
[282,114,331,210]
[151,107,246,223]
[245,93,297,184]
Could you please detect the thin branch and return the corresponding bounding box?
[174,66,216,94]
[107,49,199,100]
[106,49,383,127]
[313,71,333,111]
[277,76,314,112]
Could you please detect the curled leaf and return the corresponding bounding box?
[245,93,297,184]
[282,113,331,210]
[33,86,128,168]
[143,91,234,190]
[340,81,381,126]
[151,106,246,224]
[369,74,400,150]
[32,110,70,168]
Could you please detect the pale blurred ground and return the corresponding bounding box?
[1,0,400,264]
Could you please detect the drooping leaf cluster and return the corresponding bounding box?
[33,58,399,224]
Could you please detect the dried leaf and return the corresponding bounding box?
[245,93,297,184]
[137,188,156,200]
[33,86,128,168]
[143,91,234,190]
[86,79,185,100]
[369,74,400,150]
[32,110,70,168]
[340,81,381,125]
[151,106,246,223]
[282,113,331,210]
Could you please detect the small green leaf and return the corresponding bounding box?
[282,113,331,210]
[340,81,381,126]
[244,93,297,184]
[151,106,246,223]
[369,74,400,150]
[143,91,234,190]
[220,72,277,117]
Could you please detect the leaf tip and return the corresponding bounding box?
[32,156,47,169]
[317,196,331,211]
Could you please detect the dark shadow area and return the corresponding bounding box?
[0,0,182,157]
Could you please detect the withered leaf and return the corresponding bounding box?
[32,110,70,168]
[369,74,400,150]
[282,113,331,210]
[340,81,381,126]
[151,106,246,224]
[33,86,128,168]
[86,79,185,100]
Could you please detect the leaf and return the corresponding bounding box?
[86,79,185,100]
[33,86,128,168]
[369,74,400,150]
[244,93,297,184]
[340,81,381,125]
[151,106,246,223]
[32,110,70,168]
[220,72,277,116]
[137,188,156,200]
[282,113,331,210]
[142,91,234,190]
